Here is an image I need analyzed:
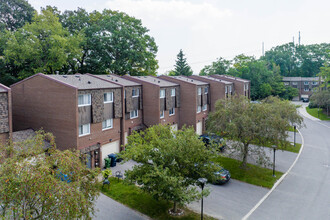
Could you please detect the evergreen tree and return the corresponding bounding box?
[174,49,193,76]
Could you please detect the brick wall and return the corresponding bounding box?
[0,93,9,133]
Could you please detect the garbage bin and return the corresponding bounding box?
[104,157,111,169]
[108,154,117,167]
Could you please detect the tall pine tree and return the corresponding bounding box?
[174,49,193,76]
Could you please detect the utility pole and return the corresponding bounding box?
[298,31,301,46]
[262,42,264,56]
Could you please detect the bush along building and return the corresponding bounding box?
[0,83,12,145]
[159,76,209,135]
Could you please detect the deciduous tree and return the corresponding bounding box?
[207,96,303,168]
[120,125,218,214]
[0,130,100,219]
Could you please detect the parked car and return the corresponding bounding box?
[199,134,226,152]
[213,167,231,185]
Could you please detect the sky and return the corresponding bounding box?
[29,0,330,74]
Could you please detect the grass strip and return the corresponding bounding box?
[100,177,216,220]
[215,156,283,189]
[306,107,330,120]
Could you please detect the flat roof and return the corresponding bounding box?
[165,76,208,86]
[193,75,233,85]
[131,76,178,87]
[213,74,250,83]
[283,77,320,81]
[92,74,141,87]
[49,74,121,90]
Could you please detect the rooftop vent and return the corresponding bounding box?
[62,75,67,78]
[107,75,110,77]
[115,79,118,82]
[87,81,91,84]
[75,75,80,78]
[191,80,193,82]
[158,80,160,83]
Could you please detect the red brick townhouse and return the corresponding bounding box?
[159,76,209,135]
[189,75,233,112]
[89,74,143,146]
[11,73,124,168]
[211,75,250,98]
[123,75,180,131]
[0,83,12,145]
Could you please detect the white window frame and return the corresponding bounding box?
[171,88,175,97]
[245,84,249,91]
[198,87,202,95]
[130,109,138,119]
[292,82,298,85]
[204,87,208,94]
[78,94,91,107]
[160,110,164,119]
[132,88,139,97]
[304,81,309,85]
[284,82,289,86]
[104,92,113,103]
[202,104,207,111]
[312,81,318,85]
[160,89,165,98]
[79,123,90,137]
[197,106,201,113]
[304,88,309,92]
[169,107,175,116]
[102,119,113,130]
[225,86,228,94]
[229,86,232,93]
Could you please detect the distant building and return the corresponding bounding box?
[282,77,321,100]
[210,75,250,98]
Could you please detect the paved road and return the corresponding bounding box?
[248,104,330,219]
[94,193,149,220]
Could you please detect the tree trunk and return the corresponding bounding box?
[173,201,177,213]
[241,143,249,168]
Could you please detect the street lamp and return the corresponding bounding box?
[198,178,207,220]
[272,145,277,177]
[294,125,297,147]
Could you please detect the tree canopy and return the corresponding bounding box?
[207,96,303,167]
[0,0,35,32]
[173,49,193,76]
[0,130,100,219]
[120,125,218,213]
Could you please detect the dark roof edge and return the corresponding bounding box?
[0,83,10,92]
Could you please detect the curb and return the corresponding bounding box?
[242,128,305,220]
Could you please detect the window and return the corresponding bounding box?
[197,106,201,113]
[169,107,175,116]
[292,82,298,85]
[229,86,232,93]
[160,89,165,98]
[104,92,113,103]
[284,82,289,86]
[312,81,318,85]
[198,87,202,95]
[304,81,309,85]
[202,104,207,111]
[304,88,309,92]
[160,110,164,118]
[171,88,175,97]
[245,84,249,90]
[225,86,228,93]
[130,110,138,119]
[102,119,113,130]
[132,88,139,97]
[78,94,91,106]
[204,87,208,94]
[79,123,90,136]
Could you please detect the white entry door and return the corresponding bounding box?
[196,122,203,135]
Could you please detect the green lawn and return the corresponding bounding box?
[286,126,296,132]
[251,139,302,153]
[100,177,216,220]
[214,156,283,189]
[306,107,330,120]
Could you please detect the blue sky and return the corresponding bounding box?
[29,0,330,74]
